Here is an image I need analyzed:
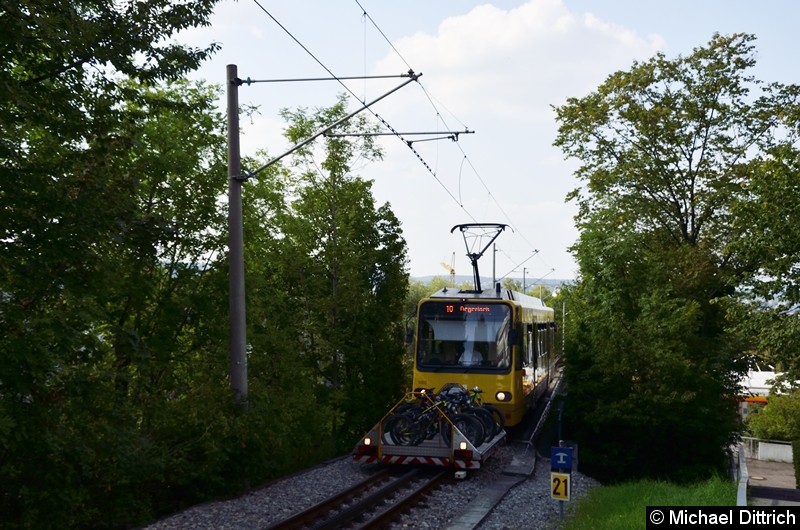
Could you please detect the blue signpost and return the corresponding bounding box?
[551,446,573,472]
[551,446,574,508]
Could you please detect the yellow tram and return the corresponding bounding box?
[411,283,557,426]
[353,224,559,469]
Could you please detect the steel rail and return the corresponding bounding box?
[262,468,391,530]
[350,469,448,529]
[310,467,427,530]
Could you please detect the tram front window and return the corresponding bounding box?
[416,302,511,370]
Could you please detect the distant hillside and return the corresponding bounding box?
[411,275,572,290]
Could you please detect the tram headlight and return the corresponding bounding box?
[495,391,512,402]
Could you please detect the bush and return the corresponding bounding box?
[745,391,800,441]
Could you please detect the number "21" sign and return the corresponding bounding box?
[551,472,570,501]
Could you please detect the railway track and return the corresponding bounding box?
[264,467,448,530]
[513,367,565,447]
[267,371,564,530]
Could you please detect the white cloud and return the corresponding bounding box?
[361,0,666,278]
[376,0,661,120]
[186,0,680,279]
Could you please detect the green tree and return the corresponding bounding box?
[531,284,554,302]
[745,391,800,441]
[406,277,455,315]
[1,1,219,178]
[552,33,797,482]
[726,146,800,383]
[1,2,225,526]
[0,76,234,528]
[1,0,223,418]
[268,95,409,453]
[501,277,523,292]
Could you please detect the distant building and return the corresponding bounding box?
[739,366,782,419]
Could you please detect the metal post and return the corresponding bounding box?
[523,267,527,293]
[227,64,247,407]
[492,244,496,287]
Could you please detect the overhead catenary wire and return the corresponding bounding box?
[497,250,540,283]
[354,0,413,73]
[249,0,555,275]
[241,74,419,180]
[353,1,552,270]
[356,11,531,247]
[248,1,474,218]
[248,0,477,223]
[413,78,542,260]
[238,74,412,84]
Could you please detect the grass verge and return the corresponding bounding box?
[562,475,736,530]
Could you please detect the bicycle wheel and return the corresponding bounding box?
[384,413,423,446]
[422,416,440,440]
[447,413,486,447]
[468,407,501,439]
[482,404,505,431]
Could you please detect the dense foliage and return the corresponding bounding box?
[1,2,409,528]
[745,390,800,441]
[554,33,800,482]
[794,440,800,489]
[268,96,409,453]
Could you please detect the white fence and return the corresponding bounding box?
[735,445,748,506]
[741,436,794,463]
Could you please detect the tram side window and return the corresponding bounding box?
[537,323,547,359]
[416,319,437,364]
[528,324,534,366]
[523,324,534,368]
[494,311,512,369]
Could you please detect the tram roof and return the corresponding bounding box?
[426,286,548,309]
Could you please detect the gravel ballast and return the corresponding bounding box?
[143,442,599,530]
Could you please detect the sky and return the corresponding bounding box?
[182,0,799,282]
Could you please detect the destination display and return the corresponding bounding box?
[423,302,507,318]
